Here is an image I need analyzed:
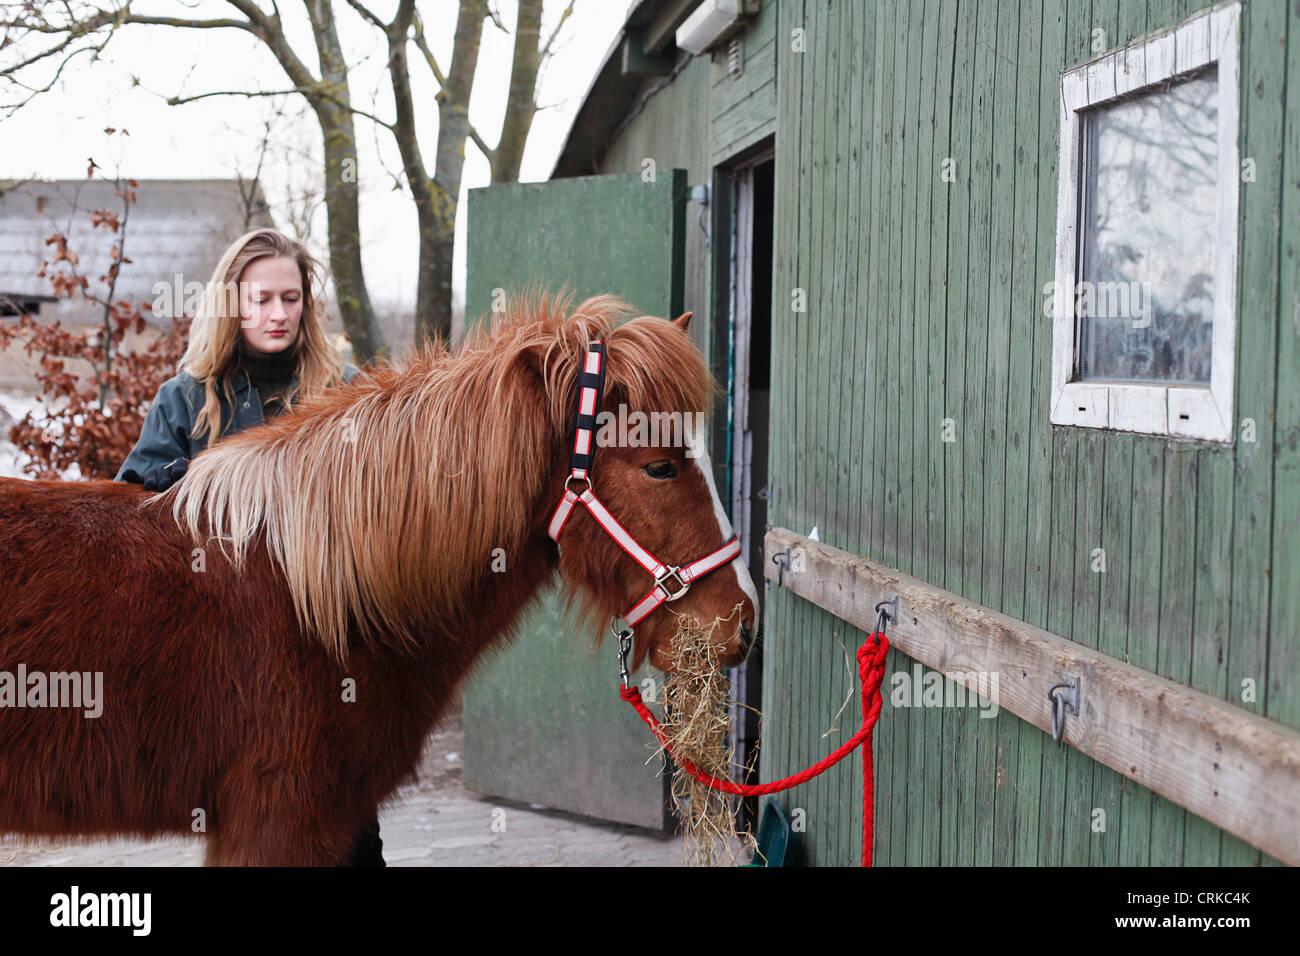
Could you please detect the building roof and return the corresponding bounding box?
[0,178,276,320]
[550,0,698,179]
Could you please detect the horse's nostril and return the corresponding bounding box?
[740,622,755,652]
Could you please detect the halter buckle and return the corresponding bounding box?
[654,566,690,602]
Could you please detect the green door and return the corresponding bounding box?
[461,170,688,829]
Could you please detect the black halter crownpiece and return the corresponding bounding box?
[567,339,607,480]
[547,338,743,687]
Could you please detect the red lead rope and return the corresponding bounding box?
[620,631,890,867]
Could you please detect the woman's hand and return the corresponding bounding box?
[121,457,189,491]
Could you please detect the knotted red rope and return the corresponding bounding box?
[620,631,890,866]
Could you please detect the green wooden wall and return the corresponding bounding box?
[759,0,1299,866]
[576,0,1296,865]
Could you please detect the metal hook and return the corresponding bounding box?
[1048,675,1080,743]
[874,595,899,635]
[771,549,791,588]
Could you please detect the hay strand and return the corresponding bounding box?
[651,606,759,867]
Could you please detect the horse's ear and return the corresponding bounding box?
[671,312,693,331]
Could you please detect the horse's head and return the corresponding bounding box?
[544,309,760,675]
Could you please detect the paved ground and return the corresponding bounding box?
[0,709,696,867]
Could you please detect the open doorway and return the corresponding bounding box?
[711,139,773,833]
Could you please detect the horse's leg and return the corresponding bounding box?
[203,832,226,867]
[205,805,358,867]
[342,811,386,867]
[207,772,366,866]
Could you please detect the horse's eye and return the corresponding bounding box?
[644,461,677,480]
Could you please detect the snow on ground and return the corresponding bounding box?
[0,393,41,479]
[0,393,83,480]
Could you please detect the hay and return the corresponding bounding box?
[652,607,759,867]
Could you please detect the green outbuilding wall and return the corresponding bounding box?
[553,0,1297,865]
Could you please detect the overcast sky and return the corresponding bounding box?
[0,1,631,321]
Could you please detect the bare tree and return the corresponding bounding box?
[0,0,577,352]
[344,0,572,344]
[1,1,384,359]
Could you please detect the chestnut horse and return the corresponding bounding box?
[0,292,759,865]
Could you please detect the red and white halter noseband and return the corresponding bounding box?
[547,339,742,683]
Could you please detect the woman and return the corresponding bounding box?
[116,227,384,866]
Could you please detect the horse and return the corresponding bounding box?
[0,291,760,865]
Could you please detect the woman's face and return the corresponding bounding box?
[239,255,303,354]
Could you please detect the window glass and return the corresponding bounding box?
[1079,71,1218,385]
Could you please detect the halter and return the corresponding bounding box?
[547,339,743,687]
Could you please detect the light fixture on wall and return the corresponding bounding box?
[675,0,760,56]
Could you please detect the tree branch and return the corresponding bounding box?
[341,0,387,31]
[410,8,446,89]
[539,0,574,61]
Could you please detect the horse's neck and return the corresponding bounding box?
[374,449,570,722]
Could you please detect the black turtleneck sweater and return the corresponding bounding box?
[233,337,299,417]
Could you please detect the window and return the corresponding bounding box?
[1050,3,1240,442]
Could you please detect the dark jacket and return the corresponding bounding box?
[114,363,361,482]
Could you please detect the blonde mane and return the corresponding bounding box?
[160,289,718,662]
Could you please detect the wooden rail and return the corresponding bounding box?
[764,526,1300,865]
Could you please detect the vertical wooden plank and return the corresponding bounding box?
[883,1,906,576]
[1270,0,1300,742]
[784,0,814,854]
[818,0,854,867]
[1015,0,1068,867]
[853,0,891,866]
[1149,444,1198,865]
[927,0,956,651]
[981,1,1017,617]
[888,0,924,866]
[911,0,939,595]
[956,0,998,865]
[942,1,972,600]
[910,0,945,867]
[995,0,1045,868]
[963,0,995,613]
[1184,446,1233,865]
[1062,430,1103,864]
[1120,440,1164,865]
[971,0,1018,868]
[1091,433,1133,865]
[1040,430,1078,867]
[868,0,909,867]
[1001,0,1045,655]
[778,0,811,864]
[895,0,931,867]
[799,0,829,863]
[940,0,977,864]
[870,7,894,571]
[802,0,828,868]
[930,0,961,868]
[828,0,861,870]
[896,0,920,586]
[1224,0,1284,866]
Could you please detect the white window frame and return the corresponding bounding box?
[1050,2,1241,443]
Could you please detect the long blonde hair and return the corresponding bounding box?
[180,228,348,444]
